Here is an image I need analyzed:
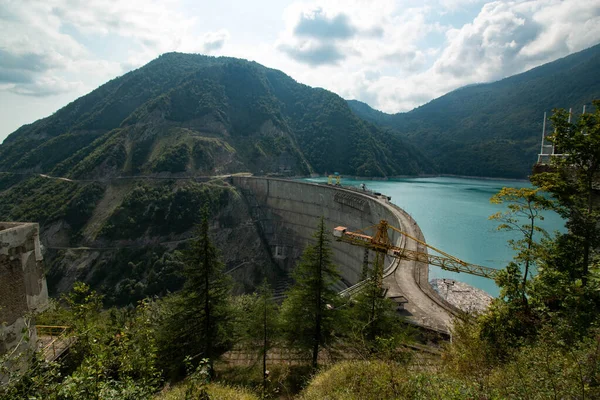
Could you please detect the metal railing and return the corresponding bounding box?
[36,325,74,361]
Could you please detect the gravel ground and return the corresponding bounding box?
[430,279,493,315]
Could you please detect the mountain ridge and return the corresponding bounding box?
[0,53,434,179]
[348,42,600,178]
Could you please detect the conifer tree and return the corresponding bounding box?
[348,253,402,351]
[158,209,233,377]
[280,217,342,370]
[246,280,279,391]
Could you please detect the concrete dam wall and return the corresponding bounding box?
[232,177,402,288]
[232,177,456,333]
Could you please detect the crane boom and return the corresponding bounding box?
[333,220,499,280]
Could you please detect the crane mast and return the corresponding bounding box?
[333,220,499,280]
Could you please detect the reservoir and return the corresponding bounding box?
[302,176,566,297]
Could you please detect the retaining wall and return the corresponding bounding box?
[0,222,48,356]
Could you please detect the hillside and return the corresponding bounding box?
[0,53,436,302]
[348,43,600,178]
[0,53,433,178]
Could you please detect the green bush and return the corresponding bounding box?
[298,360,480,400]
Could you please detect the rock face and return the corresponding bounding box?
[430,278,492,314]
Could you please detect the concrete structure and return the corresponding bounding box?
[232,177,457,333]
[0,222,48,357]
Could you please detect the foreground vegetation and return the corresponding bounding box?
[2,104,600,398]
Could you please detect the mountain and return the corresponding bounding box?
[348,43,600,178]
[0,53,433,178]
[0,53,437,304]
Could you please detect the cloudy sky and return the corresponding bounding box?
[1,0,599,142]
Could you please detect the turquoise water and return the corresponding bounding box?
[302,177,566,297]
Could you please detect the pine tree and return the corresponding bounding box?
[158,209,233,378]
[348,252,407,356]
[280,217,343,370]
[246,280,279,392]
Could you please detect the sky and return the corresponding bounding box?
[1,0,600,143]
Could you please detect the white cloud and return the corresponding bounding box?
[200,30,231,53]
[5,75,83,97]
[0,0,230,98]
[273,0,600,113]
[1,0,599,141]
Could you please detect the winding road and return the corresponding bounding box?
[378,198,456,333]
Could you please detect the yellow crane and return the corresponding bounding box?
[333,220,499,280]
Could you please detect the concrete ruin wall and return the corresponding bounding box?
[0,222,48,355]
[232,177,404,289]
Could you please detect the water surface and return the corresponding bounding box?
[302,177,566,297]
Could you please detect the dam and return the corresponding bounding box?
[232,176,458,333]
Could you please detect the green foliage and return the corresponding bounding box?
[1,283,162,400]
[344,254,414,359]
[349,44,600,178]
[101,181,228,239]
[489,187,551,303]
[152,143,191,173]
[490,328,600,399]
[156,212,234,378]
[83,246,185,306]
[0,177,104,235]
[0,177,77,224]
[478,103,600,362]
[280,217,344,370]
[441,319,600,399]
[298,360,481,400]
[245,280,280,392]
[1,52,432,178]
[130,137,155,173]
[154,381,260,400]
[12,133,102,172]
[533,100,600,283]
[0,172,25,191]
[64,182,106,232]
[68,129,128,178]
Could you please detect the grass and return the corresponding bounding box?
[154,382,259,400]
[297,360,478,400]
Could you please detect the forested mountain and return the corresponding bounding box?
[0,53,433,178]
[0,53,435,304]
[348,43,600,178]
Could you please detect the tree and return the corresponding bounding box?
[246,280,279,392]
[347,252,410,358]
[532,100,600,285]
[489,187,551,304]
[157,209,233,378]
[280,217,343,370]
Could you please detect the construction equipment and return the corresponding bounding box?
[334,220,499,280]
[328,173,341,185]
